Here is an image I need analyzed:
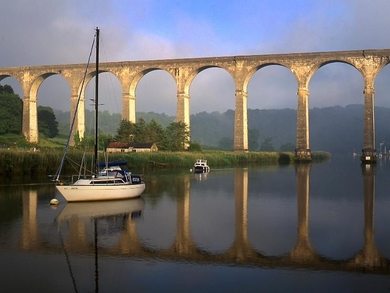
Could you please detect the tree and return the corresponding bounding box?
[0,86,22,135]
[188,142,202,152]
[162,122,189,151]
[0,84,14,94]
[38,106,59,137]
[134,118,147,143]
[114,119,189,151]
[115,119,136,142]
[145,119,165,146]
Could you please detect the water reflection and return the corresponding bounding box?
[3,163,390,278]
[21,190,38,250]
[290,163,314,262]
[356,164,383,267]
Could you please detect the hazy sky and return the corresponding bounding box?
[1,0,390,114]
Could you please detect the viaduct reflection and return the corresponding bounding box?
[19,166,390,274]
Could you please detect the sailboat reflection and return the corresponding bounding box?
[56,199,144,292]
[57,199,144,222]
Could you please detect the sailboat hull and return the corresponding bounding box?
[56,183,145,202]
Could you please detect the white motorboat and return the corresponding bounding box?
[53,28,145,202]
[193,159,210,173]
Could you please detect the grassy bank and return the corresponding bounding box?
[0,148,330,178]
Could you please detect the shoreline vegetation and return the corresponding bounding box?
[0,148,330,178]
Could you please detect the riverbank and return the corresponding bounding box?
[0,148,330,177]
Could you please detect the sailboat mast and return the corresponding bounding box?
[94,27,99,174]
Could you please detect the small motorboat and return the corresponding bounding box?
[193,159,210,173]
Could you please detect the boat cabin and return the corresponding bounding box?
[193,159,210,173]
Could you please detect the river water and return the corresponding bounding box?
[1,157,390,292]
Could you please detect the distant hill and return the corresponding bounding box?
[54,104,390,155]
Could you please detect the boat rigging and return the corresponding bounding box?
[53,27,145,202]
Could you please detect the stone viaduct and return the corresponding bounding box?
[1,49,390,161]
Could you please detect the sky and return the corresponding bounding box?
[1,0,390,115]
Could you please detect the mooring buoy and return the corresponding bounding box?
[50,198,59,205]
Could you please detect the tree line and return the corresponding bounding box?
[110,119,196,151]
[74,118,193,151]
[0,85,58,138]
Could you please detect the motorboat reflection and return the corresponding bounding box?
[194,172,209,181]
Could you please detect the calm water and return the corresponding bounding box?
[1,157,390,292]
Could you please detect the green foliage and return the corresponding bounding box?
[0,133,29,148]
[115,119,136,142]
[115,118,165,146]
[260,137,274,151]
[0,88,22,135]
[188,142,202,152]
[0,84,14,94]
[38,106,59,138]
[161,122,189,151]
[114,119,188,151]
[145,119,165,145]
[0,148,330,177]
[54,109,175,137]
[74,132,112,150]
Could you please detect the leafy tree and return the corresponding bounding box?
[38,106,59,138]
[115,119,136,142]
[74,132,112,150]
[134,118,147,143]
[114,118,189,151]
[188,142,202,152]
[0,84,14,94]
[161,122,189,151]
[144,119,165,146]
[0,86,22,135]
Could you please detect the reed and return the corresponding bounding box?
[0,149,330,177]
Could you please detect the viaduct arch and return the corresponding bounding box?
[1,49,389,161]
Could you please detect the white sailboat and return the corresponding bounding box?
[54,28,145,202]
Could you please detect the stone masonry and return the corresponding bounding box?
[1,49,389,161]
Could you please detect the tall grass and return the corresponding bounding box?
[0,149,330,178]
